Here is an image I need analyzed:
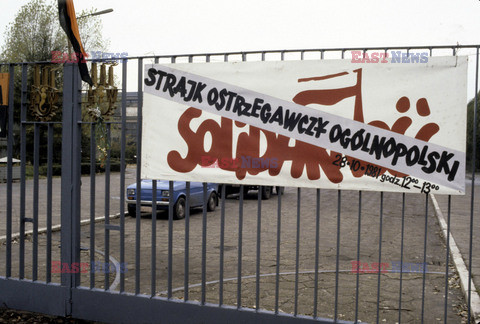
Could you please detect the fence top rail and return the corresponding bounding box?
[1,44,480,66]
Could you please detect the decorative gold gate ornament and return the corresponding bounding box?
[85,63,118,168]
[86,63,118,119]
[29,65,61,121]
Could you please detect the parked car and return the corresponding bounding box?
[220,184,284,199]
[126,180,218,219]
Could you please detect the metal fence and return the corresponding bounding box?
[0,45,479,323]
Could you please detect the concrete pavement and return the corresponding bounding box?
[0,169,477,322]
[432,176,480,322]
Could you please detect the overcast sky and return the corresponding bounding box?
[1,0,480,96]
[2,0,479,55]
[72,0,480,55]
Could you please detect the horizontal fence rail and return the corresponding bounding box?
[0,44,479,323]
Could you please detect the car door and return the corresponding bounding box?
[188,181,204,207]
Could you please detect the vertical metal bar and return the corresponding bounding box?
[220,51,229,306]
[46,124,53,283]
[151,180,157,296]
[89,124,96,288]
[398,193,406,323]
[313,189,321,318]
[219,184,225,306]
[421,194,428,323]
[104,124,111,290]
[467,46,479,323]
[119,58,127,293]
[19,64,27,280]
[334,190,341,321]
[61,63,77,313]
[255,186,262,311]
[354,191,362,323]
[237,185,244,309]
[444,196,452,323]
[206,62,213,298]
[72,65,82,290]
[294,187,301,316]
[135,58,143,295]
[376,192,384,324]
[32,123,40,281]
[61,62,73,296]
[201,182,207,305]
[184,182,190,301]
[275,184,282,314]
[5,64,14,278]
[167,55,179,298]
[168,180,173,299]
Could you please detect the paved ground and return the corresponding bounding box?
[433,177,480,315]
[0,166,133,235]
[0,168,476,323]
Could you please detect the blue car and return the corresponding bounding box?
[126,180,218,219]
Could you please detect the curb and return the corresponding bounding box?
[430,194,480,323]
[0,214,123,291]
[91,248,121,292]
[0,213,122,244]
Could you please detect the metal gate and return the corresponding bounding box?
[0,45,479,323]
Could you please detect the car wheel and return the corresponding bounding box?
[127,204,136,217]
[261,186,272,200]
[207,192,217,211]
[174,197,186,220]
[275,186,284,195]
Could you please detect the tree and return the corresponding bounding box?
[0,0,109,167]
[466,94,480,172]
[1,0,108,63]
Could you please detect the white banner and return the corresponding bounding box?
[142,57,467,194]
